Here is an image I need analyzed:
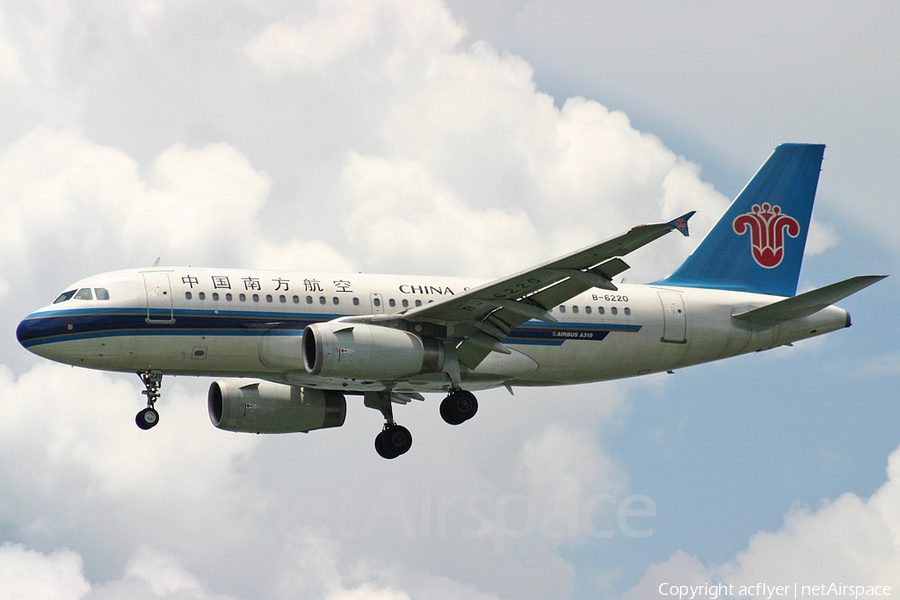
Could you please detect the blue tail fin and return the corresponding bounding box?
[657,143,825,297]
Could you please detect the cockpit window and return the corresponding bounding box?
[74,288,93,301]
[53,290,77,304]
[95,288,110,300]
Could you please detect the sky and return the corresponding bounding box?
[0,1,898,598]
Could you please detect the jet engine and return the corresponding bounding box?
[302,322,444,379]
[208,380,346,434]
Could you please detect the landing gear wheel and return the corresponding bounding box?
[440,389,478,425]
[136,370,163,431]
[136,407,160,430]
[375,424,412,459]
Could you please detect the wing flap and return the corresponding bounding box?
[733,275,887,323]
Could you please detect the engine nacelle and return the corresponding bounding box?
[208,380,346,434]
[302,322,444,379]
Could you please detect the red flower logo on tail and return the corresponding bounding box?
[732,203,800,269]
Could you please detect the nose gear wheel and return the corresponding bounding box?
[136,370,163,430]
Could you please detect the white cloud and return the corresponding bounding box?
[0,127,353,291]
[0,10,26,85]
[0,543,89,600]
[245,0,464,79]
[805,218,840,257]
[341,152,542,276]
[0,364,265,559]
[625,444,900,597]
[517,425,628,543]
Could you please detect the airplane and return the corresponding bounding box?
[16,144,886,459]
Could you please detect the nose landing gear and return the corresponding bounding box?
[136,370,162,430]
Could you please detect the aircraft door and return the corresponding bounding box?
[143,272,175,324]
[658,290,686,343]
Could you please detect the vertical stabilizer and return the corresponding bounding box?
[657,143,825,297]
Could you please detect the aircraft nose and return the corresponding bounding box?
[16,312,55,352]
[16,314,39,349]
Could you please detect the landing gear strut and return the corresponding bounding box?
[366,391,412,459]
[440,388,478,425]
[136,370,162,430]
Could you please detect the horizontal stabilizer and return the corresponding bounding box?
[733,275,887,323]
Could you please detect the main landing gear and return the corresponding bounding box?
[439,388,478,425]
[367,387,479,459]
[367,391,413,460]
[136,370,162,430]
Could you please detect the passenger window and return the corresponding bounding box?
[212,292,219,301]
[280,295,287,303]
[611,307,618,315]
[266,294,273,303]
[598,307,605,315]
[332,297,339,305]
[94,288,110,300]
[252,294,260,302]
[624,307,631,316]
[559,305,566,313]
[402,299,409,308]
[74,288,93,301]
[374,298,381,307]
[198,292,206,301]
[572,305,579,314]
[306,296,313,304]
[415,299,422,307]
[185,292,193,300]
[389,299,396,308]
[585,306,592,314]
[353,297,360,306]
[239,293,246,302]
[292,296,300,304]
[53,290,77,304]
[226,293,233,301]
[319,296,326,305]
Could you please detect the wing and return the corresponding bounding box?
[399,212,695,368]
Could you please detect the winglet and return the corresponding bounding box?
[667,211,695,237]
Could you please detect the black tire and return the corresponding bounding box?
[136,407,159,430]
[374,430,392,459]
[375,425,412,459]
[440,390,478,425]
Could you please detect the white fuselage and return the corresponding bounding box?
[17,267,850,395]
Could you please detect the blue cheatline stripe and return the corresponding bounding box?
[18,307,643,348]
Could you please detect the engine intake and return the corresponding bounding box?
[302,322,444,379]
[208,380,346,434]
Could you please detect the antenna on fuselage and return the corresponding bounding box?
[151,257,161,267]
